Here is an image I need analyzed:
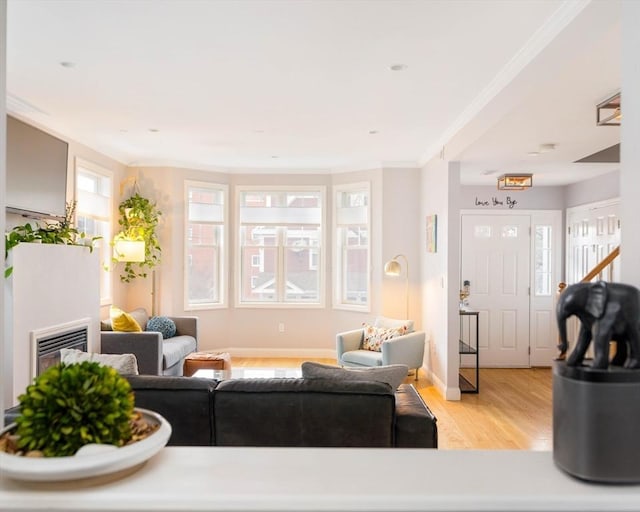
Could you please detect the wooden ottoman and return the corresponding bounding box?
[183,351,232,377]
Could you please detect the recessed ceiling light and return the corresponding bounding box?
[369,130,379,135]
[389,64,407,71]
[253,129,265,134]
[539,143,556,153]
[59,61,75,68]
[148,128,159,133]
[482,169,498,176]
[528,151,540,157]
[119,129,128,133]
[271,155,279,159]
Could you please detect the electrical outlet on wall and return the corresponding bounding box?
[278,322,285,333]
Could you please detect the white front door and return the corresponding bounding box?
[461,214,531,367]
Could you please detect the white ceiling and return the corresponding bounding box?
[6,0,621,184]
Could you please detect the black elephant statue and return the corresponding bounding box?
[556,281,640,369]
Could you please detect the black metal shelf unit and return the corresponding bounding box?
[459,310,479,393]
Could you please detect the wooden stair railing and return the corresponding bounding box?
[556,245,621,294]
[555,245,621,360]
[580,245,620,283]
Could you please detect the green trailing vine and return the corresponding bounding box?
[4,202,99,278]
[115,192,162,283]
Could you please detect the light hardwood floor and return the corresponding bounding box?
[231,357,553,450]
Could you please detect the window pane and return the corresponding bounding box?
[187,245,219,304]
[284,248,319,302]
[474,226,491,238]
[285,226,320,248]
[534,225,552,296]
[241,225,278,247]
[344,246,368,303]
[241,246,278,302]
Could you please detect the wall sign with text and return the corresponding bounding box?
[474,196,519,209]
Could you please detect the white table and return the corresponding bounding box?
[192,367,302,380]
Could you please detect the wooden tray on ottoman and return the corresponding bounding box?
[183,351,231,377]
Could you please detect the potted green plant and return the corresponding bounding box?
[115,193,162,283]
[4,202,98,278]
[0,362,171,481]
[7,362,136,457]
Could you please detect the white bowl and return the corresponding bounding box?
[0,408,171,482]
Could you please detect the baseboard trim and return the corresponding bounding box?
[425,369,461,401]
[219,347,337,359]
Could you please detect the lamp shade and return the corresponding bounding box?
[384,259,402,276]
[113,239,145,262]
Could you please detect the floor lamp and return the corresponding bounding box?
[384,254,409,320]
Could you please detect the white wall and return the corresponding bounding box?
[1,0,7,428]
[620,0,640,287]
[420,158,461,400]
[564,170,619,208]
[381,168,421,325]
[460,185,565,210]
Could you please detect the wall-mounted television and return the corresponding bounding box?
[6,115,69,220]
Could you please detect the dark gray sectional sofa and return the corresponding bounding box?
[4,375,438,448]
[124,375,438,448]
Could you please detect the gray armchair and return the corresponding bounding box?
[101,310,198,376]
[336,317,425,380]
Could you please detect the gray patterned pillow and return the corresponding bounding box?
[301,362,408,391]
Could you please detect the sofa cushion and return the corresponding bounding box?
[341,349,383,367]
[213,378,395,447]
[301,361,408,391]
[163,335,197,370]
[147,316,177,339]
[361,323,407,352]
[375,316,414,333]
[126,375,218,446]
[394,384,438,448]
[60,348,139,375]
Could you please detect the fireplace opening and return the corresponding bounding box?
[35,327,88,376]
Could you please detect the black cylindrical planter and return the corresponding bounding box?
[553,361,640,483]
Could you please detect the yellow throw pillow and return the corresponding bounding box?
[110,306,142,332]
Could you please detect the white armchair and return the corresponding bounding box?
[336,317,426,380]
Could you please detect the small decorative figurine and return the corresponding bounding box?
[556,281,640,369]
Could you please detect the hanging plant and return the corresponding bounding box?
[115,192,162,283]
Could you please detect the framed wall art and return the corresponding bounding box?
[426,214,437,253]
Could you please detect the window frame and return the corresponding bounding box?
[332,181,371,312]
[183,180,228,311]
[235,185,326,309]
[74,157,113,307]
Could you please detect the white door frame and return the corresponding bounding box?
[460,209,563,367]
